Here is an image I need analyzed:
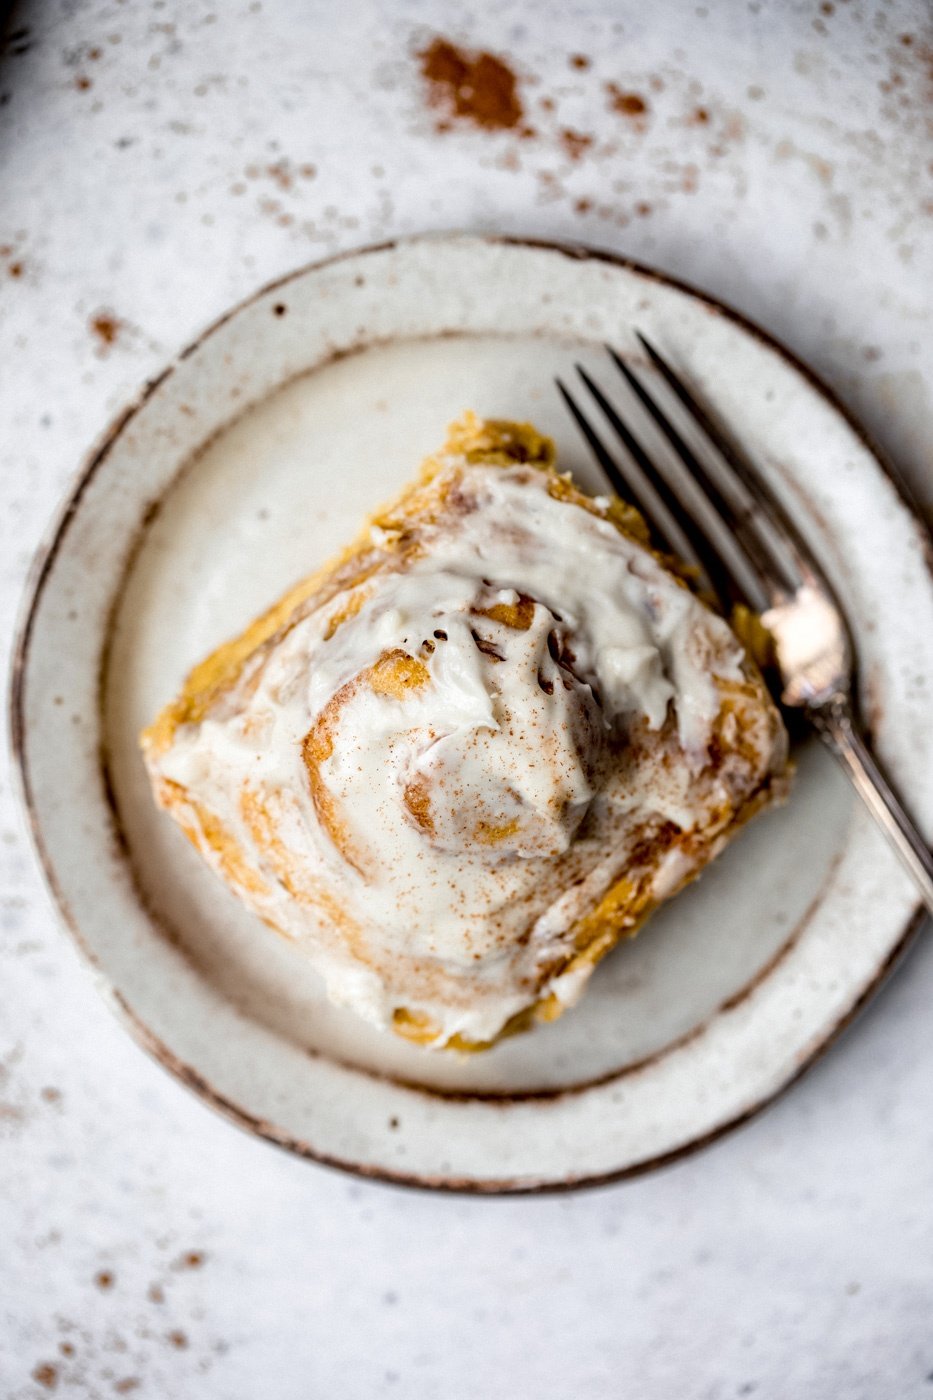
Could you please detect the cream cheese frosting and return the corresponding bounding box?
[146,429,789,1050]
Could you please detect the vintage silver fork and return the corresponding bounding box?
[557,335,933,914]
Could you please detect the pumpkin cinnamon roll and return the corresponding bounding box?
[141,413,790,1050]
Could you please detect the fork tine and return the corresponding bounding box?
[560,374,731,605]
[557,376,708,579]
[607,345,799,600]
[634,332,826,588]
[555,375,688,556]
[571,366,732,594]
[555,377,633,503]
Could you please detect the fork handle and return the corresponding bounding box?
[812,695,933,916]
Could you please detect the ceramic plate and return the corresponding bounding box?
[11,234,933,1192]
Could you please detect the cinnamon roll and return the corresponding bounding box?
[142,413,790,1050]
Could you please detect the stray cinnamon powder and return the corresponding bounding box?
[90,313,121,347]
[418,37,524,132]
[606,84,648,117]
[560,128,594,161]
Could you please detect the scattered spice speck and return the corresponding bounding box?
[176,1249,206,1269]
[32,1363,58,1390]
[606,84,648,118]
[90,313,121,348]
[267,159,292,190]
[167,1329,189,1350]
[95,1269,115,1290]
[560,128,593,160]
[417,37,524,132]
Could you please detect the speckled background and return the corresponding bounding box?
[1,2,932,1396]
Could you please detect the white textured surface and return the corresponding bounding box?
[1,1,932,1397]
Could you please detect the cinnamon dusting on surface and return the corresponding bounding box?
[560,128,594,161]
[418,37,525,132]
[606,84,648,117]
[90,312,121,348]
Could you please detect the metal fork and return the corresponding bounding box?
[557,336,933,914]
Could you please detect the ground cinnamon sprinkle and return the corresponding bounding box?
[606,83,648,117]
[417,37,524,131]
[90,313,120,346]
[560,128,594,161]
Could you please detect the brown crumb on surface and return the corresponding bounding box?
[560,127,593,160]
[113,1380,141,1395]
[606,84,648,117]
[90,312,121,347]
[167,1329,188,1349]
[8,261,23,277]
[58,1343,75,1358]
[690,106,709,124]
[95,1269,115,1290]
[417,37,524,131]
[32,1364,58,1390]
[75,74,92,90]
[266,159,292,189]
[175,1249,206,1269]
[569,53,591,69]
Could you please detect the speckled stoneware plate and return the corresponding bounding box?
[11,234,933,1191]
